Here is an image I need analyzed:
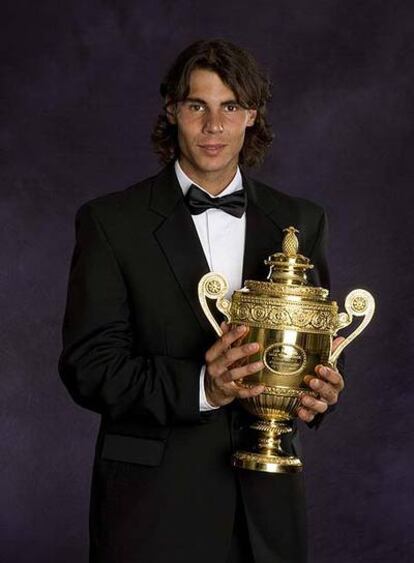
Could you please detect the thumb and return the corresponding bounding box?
[332,336,346,352]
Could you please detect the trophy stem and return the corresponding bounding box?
[232,419,303,474]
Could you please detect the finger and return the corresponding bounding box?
[221,359,264,383]
[236,384,265,400]
[221,322,248,350]
[297,406,315,423]
[233,324,250,347]
[205,325,247,363]
[315,365,344,390]
[220,321,231,334]
[218,341,260,371]
[332,336,345,353]
[207,341,260,380]
[307,378,338,405]
[300,393,328,414]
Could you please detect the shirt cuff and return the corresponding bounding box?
[199,364,220,411]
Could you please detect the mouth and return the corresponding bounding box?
[198,144,227,155]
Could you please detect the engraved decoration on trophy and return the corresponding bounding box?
[198,227,375,474]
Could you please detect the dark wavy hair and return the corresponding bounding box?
[151,39,273,168]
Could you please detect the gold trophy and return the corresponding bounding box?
[198,227,375,474]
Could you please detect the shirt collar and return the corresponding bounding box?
[174,159,243,198]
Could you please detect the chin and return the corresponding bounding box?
[191,154,237,175]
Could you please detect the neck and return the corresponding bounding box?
[178,157,238,196]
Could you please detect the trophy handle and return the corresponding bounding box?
[329,289,376,366]
[198,273,232,337]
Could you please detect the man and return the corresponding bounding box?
[59,39,344,563]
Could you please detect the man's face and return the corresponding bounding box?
[167,68,257,181]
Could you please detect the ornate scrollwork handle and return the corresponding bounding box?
[198,273,232,337]
[329,289,376,366]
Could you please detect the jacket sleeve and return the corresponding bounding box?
[58,203,202,426]
[306,209,345,430]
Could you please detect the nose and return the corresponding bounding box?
[202,110,223,134]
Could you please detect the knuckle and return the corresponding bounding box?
[225,370,234,384]
[231,366,243,379]
[233,368,246,382]
[221,334,231,349]
[319,383,328,396]
[249,360,263,373]
[209,363,221,379]
[320,401,328,412]
[217,369,227,383]
[238,388,251,399]
[242,342,257,354]
[222,350,231,363]
[221,321,229,333]
[299,408,311,421]
[215,375,224,387]
[305,408,315,421]
[226,348,239,362]
[223,349,238,365]
[302,395,313,408]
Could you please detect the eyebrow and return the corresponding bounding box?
[184,97,239,106]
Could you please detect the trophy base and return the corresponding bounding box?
[232,450,303,474]
[232,420,303,474]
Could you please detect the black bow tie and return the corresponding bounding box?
[185,184,246,218]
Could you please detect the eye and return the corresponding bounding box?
[188,102,205,112]
[224,104,239,112]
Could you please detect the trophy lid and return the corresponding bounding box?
[266,227,312,285]
[244,226,329,299]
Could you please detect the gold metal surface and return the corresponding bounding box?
[198,226,375,474]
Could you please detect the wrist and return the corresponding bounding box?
[204,381,220,408]
[200,365,220,411]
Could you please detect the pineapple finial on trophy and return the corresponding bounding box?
[282,226,299,257]
[265,226,313,285]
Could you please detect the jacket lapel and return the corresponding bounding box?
[149,163,299,335]
[150,164,213,334]
[242,172,295,283]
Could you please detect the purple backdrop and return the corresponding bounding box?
[1,1,413,561]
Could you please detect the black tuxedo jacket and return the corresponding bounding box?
[59,163,331,563]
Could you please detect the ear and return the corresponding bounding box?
[165,97,177,125]
[246,109,257,127]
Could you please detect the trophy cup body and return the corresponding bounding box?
[198,227,375,474]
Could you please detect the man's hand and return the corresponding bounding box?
[204,322,265,407]
[297,337,345,423]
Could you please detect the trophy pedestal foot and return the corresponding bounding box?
[232,420,303,474]
[232,450,302,474]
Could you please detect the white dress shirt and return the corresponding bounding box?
[174,160,246,411]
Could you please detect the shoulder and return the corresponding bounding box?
[249,175,325,221]
[245,174,326,252]
[76,172,157,220]
[72,163,181,244]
